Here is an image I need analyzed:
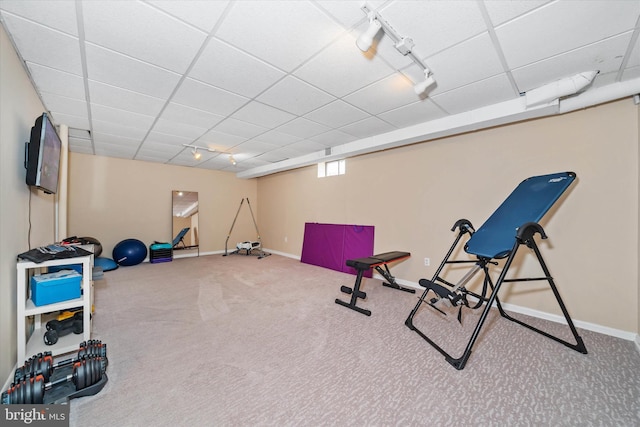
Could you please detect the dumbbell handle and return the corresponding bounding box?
[44,374,74,390]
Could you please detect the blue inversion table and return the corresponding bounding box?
[405,171,587,369]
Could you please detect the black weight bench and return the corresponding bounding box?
[335,251,413,316]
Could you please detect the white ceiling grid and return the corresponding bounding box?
[0,0,639,177]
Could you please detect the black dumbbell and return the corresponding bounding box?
[44,312,83,345]
[3,355,107,405]
[15,340,107,383]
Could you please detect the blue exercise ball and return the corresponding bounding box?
[112,239,147,266]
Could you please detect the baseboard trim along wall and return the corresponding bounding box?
[270,248,639,346]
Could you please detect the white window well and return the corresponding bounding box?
[318,159,345,177]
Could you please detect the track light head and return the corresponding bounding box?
[414,70,436,95]
[356,17,382,52]
[229,155,237,166]
[183,143,215,160]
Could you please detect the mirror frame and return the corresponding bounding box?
[172,190,199,257]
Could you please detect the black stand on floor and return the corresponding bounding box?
[336,251,412,316]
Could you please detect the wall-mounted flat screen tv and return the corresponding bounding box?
[25,113,61,194]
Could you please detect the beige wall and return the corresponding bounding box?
[258,99,640,334]
[68,153,258,258]
[0,25,58,385]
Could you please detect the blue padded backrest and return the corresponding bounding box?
[465,172,576,259]
[172,227,190,246]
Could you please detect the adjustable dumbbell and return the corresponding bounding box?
[3,355,107,405]
[1,374,46,404]
[15,340,107,383]
[44,312,83,345]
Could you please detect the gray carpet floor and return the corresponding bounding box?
[69,254,640,426]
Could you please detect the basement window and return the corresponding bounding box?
[318,159,345,177]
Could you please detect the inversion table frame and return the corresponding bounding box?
[336,251,413,316]
[405,172,587,370]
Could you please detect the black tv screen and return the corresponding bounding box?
[25,113,61,194]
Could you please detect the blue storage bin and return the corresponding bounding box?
[30,269,82,306]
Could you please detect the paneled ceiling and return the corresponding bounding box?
[1,0,639,178]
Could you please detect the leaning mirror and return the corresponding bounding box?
[172,190,199,256]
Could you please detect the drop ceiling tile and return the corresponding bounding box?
[419,33,505,94]
[233,156,271,169]
[90,104,155,131]
[497,0,640,69]
[93,134,140,149]
[216,0,345,72]
[431,74,515,115]
[189,38,285,98]
[343,73,419,115]
[275,117,331,139]
[1,13,82,74]
[378,99,447,129]
[137,141,184,156]
[622,66,640,81]
[0,0,78,36]
[198,130,247,148]
[380,1,487,58]
[168,149,217,167]
[68,138,93,154]
[252,130,300,147]
[315,0,380,28]
[235,140,279,154]
[198,155,237,170]
[26,63,86,99]
[339,116,396,138]
[511,32,632,93]
[85,43,181,99]
[47,112,90,130]
[257,76,335,116]
[483,0,551,26]
[136,143,182,162]
[172,78,249,116]
[309,129,358,146]
[160,102,225,130]
[82,1,207,74]
[257,150,290,163]
[627,36,640,68]
[294,32,396,98]
[304,100,369,128]
[145,130,194,145]
[40,92,88,118]
[134,153,171,164]
[212,118,268,139]
[91,119,149,140]
[68,128,91,139]
[287,139,327,155]
[231,101,296,129]
[146,0,231,32]
[152,118,208,140]
[88,80,166,116]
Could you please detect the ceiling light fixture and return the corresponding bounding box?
[183,144,215,160]
[356,17,382,52]
[357,3,436,97]
[229,155,237,166]
[414,69,436,95]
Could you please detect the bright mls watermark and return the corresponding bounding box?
[2,405,69,426]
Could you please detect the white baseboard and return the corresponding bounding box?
[370,271,639,344]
